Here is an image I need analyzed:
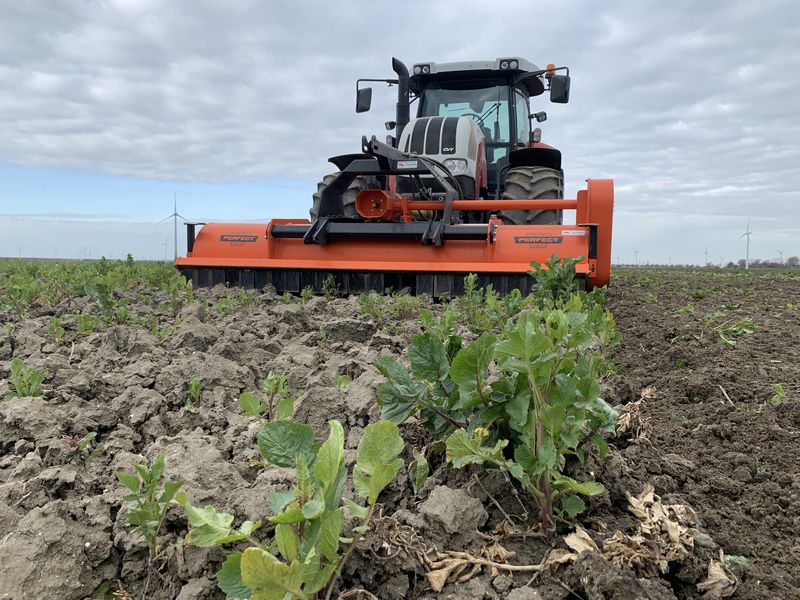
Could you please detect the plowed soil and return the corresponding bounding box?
[606,268,800,599]
[0,267,798,599]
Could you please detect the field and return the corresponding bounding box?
[0,259,798,600]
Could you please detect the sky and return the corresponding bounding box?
[0,0,798,264]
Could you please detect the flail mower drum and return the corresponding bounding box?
[176,57,614,296]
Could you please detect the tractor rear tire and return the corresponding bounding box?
[500,166,564,225]
[310,173,374,220]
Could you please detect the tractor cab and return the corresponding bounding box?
[354,58,569,202]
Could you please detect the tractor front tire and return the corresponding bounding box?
[500,166,564,225]
[310,173,374,220]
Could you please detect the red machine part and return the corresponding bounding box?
[176,179,614,289]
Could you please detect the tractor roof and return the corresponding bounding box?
[410,57,545,96]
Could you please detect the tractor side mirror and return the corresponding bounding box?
[356,87,373,113]
[549,75,570,104]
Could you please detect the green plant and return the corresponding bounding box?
[239,372,297,422]
[529,255,582,305]
[376,294,617,531]
[115,454,184,559]
[47,315,66,343]
[711,316,756,347]
[359,291,387,324]
[300,285,314,306]
[65,431,100,463]
[178,419,404,599]
[216,294,235,316]
[187,377,202,409]
[677,304,694,315]
[6,358,46,400]
[321,274,339,300]
[408,448,430,495]
[770,384,785,406]
[723,554,749,573]
[166,275,193,316]
[75,313,101,334]
[456,273,490,332]
[335,374,351,390]
[237,289,253,307]
[150,322,170,344]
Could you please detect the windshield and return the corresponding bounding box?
[419,86,510,144]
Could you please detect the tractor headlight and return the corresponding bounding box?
[443,158,468,174]
[509,59,518,69]
[413,66,422,74]
[500,60,509,69]
[422,65,430,73]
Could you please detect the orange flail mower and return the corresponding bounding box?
[177,57,613,296]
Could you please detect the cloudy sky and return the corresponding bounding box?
[1,0,798,264]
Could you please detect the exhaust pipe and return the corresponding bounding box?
[392,57,410,141]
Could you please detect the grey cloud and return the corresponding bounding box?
[0,0,798,263]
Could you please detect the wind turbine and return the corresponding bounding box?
[740,220,752,270]
[158,191,188,261]
[633,247,640,267]
[159,238,170,260]
[778,250,784,266]
[80,245,91,260]
[703,246,709,267]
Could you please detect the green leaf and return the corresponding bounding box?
[158,479,184,504]
[269,506,306,524]
[299,518,322,557]
[376,382,419,424]
[342,497,369,519]
[269,490,296,514]
[239,392,264,417]
[408,449,430,495]
[374,356,428,424]
[115,471,140,493]
[275,523,300,562]
[294,454,313,502]
[505,389,530,432]
[217,552,251,599]
[554,475,605,496]
[151,453,165,482]
[257,420,316,468]
[303,563,336,595]
[539,405,566,439]
[353,420,405,504]
[449,333,495,407]
[560,495,586,519]
[537,437,558,471]
[408,333,450,381]
[314,420,344,505]
[185,504,239,547]
[301,497,325,520]
[239,521,261,536]
[591,398,619,433]
[240,547,303,600]
[276,397,294,420]
[319,508,344,562]
[445,429,508,468]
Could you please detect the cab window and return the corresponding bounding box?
[514,90,529,143]
[419,86,510,143]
